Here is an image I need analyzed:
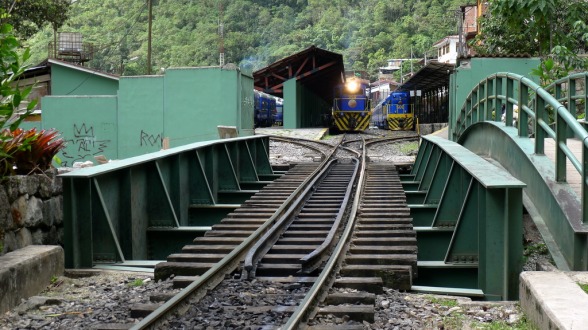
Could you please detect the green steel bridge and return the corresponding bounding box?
[60,71,588,301]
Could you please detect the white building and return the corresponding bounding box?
[432,35,461,64]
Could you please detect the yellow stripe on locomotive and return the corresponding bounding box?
[333,108,372,131]
[387,113,414,130]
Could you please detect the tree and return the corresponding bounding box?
[0,18,36,133]
[472,0,588,76]
[0,0,70,39]
[22,0,466,78]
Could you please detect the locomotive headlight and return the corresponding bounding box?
[345,81,359,93]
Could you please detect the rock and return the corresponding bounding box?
[0,187,13,231]
[15,227,33,248]
[2,231,16,253]
[13,195,43,228]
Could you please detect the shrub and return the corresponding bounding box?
[0,128,65,176]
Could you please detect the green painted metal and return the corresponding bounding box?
[448,57,540,139]
[61,136,275,269]
[403,135,525,300]
[453,71,588,270]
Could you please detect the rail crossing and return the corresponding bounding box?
[59,71,588,307]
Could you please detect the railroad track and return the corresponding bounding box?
[128,134,418,330]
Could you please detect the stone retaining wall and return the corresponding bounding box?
[0,169,63,255]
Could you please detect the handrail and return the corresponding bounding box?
[453,71,588,223]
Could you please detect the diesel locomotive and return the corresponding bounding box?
[331,77,372,132]
[383,91,414,130]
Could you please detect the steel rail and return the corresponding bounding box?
[242,138,345,278]
[299,157,359,274]
[282,137,368,329]
[241,158,339,279]
[364,135,420,148]
[269,134,360,158]
[131,141,340,329]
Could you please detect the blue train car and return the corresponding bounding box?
[254,91,276,128]
[274,100,283,126]
[332,77,372,132]
[383,91,414,130]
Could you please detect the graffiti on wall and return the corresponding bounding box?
[140,129,163,147]
[61,123,111,167]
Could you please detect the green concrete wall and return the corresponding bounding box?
[163,68,253,148]
[283,79,300,128]
[41,67,254,164]
[449,57,540,140]
[283,79,330,128]
[300,85,330,127]
[117,76,165,159]
[42,96,118,167]
[50,64,119,96]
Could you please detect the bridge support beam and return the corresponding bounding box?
[402,136,526,300]
[61,136,276,269]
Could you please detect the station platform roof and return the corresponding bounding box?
[253,45,344,102]
[399,60,455,92]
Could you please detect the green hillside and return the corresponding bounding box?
[24,0,463,78]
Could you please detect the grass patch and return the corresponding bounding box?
[400,141,419,154]
[579,283,588,294]
[524,243,548,256]
[426,295,459,307]
[128,279,144,287]
[470,315,538,329]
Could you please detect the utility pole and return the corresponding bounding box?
[457,9,464,57]
[219,1,225,67]
[147,0,152,75]
[410,46,413,76]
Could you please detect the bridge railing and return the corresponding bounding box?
[59,135,275,269]
[453,72,588,223]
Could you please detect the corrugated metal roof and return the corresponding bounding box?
[399,61,455,92]
[253,45,344,102]
[461,53,533,58]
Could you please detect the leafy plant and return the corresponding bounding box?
[0,0,70,39]
[0,12,41,178]
[0,128,66,176]
[0,24,36,132]
[579,283,588,294]
[524,242,549,257]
